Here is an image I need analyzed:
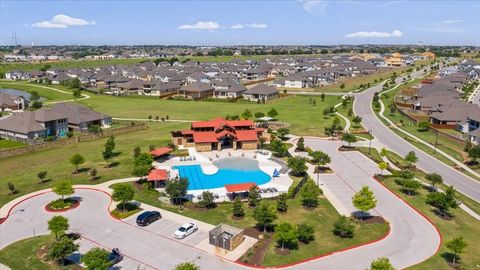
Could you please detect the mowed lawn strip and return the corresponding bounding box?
[121,182,388,267]
[0,81,74,103]
[0,122,188,208]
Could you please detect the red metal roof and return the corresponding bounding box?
[147,169,168,181]
[226,120,254,127]
[235,130,259,141]
[193,132,218,143]
[149,147,173,157]
[224,182,257,193]
[191,118,254,129]
[181,130,194,135]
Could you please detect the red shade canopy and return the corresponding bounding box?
[147,169,168,181]
[149,147,173,157]
[224,183,257,193]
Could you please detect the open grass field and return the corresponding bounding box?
[118,182,388,267]
[0,80,75,103]
[0,122,188,208]
[0,139,27,149]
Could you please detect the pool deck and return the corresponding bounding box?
[154,148,293,202]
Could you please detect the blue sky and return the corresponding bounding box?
[1,0,479,46]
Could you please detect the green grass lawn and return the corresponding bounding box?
[0,122,188,208]
[0,139,27,149]
[0,81,74,103]
[119,182,388,267]
[0,235,73,270]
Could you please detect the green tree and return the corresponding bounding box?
[276,128,290,140]
[404,151,418,168]
[70,153,85,173]
[275,222,297,250]
[253,201,277,232]
[468,145,480,163]
[287,156,307,176]
[378,162,388,176]
[380,147,388,158]
[30,91,40,101]
[48,216,69,240]
[255,112,265,118]
[332,215,354,238]
[199,191,216,209]
[90,168,98,180]
[53,180,74,201]
[369,257,396,270]
[352,116,362,128]
[112,184,135,211]
[340,83,345,89]
[341,133,357,147]
[401,179,422,196]
[102,136,115,167]
[88,124,102,134]
[232,197,245,217]
[269,138,288,157]
[446,236,467,266]
[241,109,253,119]
[267,108,279,118]
[248,185,261,207]
[82,247,112,270]
[276,193,288,212]
[322,108,330,119]
[300,178,321,208]
[48,237,79,265]
[31,100,43,109]
[173,262,200,270]
[425,173,443,190]
[132,153,154,176]
[320,92,326,102]
[296,223,315,243]
[417,121,431,132]
[309,150,331,168]
[73,89,82,98]
[165,177,189,206]
[7,182,17,194]
[133,146,141,158]
[426,186,459,218]
[352,186,377,218]
[296,137,305,151]
[37,171,48,183]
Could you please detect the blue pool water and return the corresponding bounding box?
[173,157,271,190]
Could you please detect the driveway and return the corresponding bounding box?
[353,71,480,202]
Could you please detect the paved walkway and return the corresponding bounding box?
[334,99,351,132]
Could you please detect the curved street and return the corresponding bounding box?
[354,71,480,202]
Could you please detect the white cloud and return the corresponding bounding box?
[443,19,462,24]
[346,30,403,38]
[32,14,95,29]
[178,21,220,30]
[298,0,328,15]
[230,23,267,29]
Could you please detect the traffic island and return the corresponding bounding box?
[45,198,80,212]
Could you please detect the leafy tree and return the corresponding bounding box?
[276,128,290,140]
[165,178,188,205]
[332,215,354,238]
[241,109,253,119]
[378,162,388,176]
[341,133,357,147]
[88,124,102,134]
[253,201,277,232]
[340,83,345,89]
[48,237,79,265]
[174,262,200,270]
[380,147,388,157]
[417,121,431,132]
[287,156,307,176]
[133,146,141,158]
[296,223,315,243]
[369,257,396,270]
[276,193,288,212]
[352,186,377,218]
[394,169,415,181]
[82,247,112,270]
[30,91,40,101]
[269,138,288,157]
[53,180,74,201]
[296,137,305,151]
[132,153,154,176]
[275,222,297,250]
[468,145,480,163]
[426,186,459,217]
[37,171,48,183]
[401,179,422,195]
[31,100,43,109]
[300,178,321,208]
[199,191,216,208]
[322,108,330,119]
[70,153,85,173]
[48,216,69,240]
[309,150,331,168]
[352,116,362,128]
[102,136,115,167]
[90,168,98,180]
[320,92,326,102]
[446,236,467,266]
[73,89,82,98]
[248,185,261,207]
[255,112,265,118]
[7,182,17,194]
[267,108,279,118]
[112,184,135,211]
[404,151,418,168]
[232,197,244,217]
[425,173,443,190]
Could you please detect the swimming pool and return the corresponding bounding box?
[173,157,271,190]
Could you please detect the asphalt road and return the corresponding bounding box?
[353,71,480,202]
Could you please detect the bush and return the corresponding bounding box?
[332,215,354,238]
[198,191,216,208]
[296,223,315,243]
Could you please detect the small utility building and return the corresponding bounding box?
[209,224,245,251]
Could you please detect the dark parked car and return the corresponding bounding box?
[136,211,161,226]
[108,248,123,265]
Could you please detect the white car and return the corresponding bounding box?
[174,222,198,239]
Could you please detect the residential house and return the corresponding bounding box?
[214,84,247,99]
[0,92,28,111]
[51,103,112,132]
[141,81,181,97]
[178,82,215,99]
[243,84,279,102]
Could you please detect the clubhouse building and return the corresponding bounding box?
[171,118,264,152]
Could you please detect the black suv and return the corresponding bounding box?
[109,248,123,265]
[136,211,161,226]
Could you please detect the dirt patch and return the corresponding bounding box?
[274,247,291,256]
[231,215,245,221]
[355,216,386,224]
[338,146,357,151]
[314,166,334,174]
[238,229,274,266]
[244,227,261,239]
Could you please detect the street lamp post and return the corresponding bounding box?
[368,130,373,156]
[433,130,439,154]
[316,161,320,186]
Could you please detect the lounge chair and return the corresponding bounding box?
[180,157,184,161]
[193,156,196,161]
[214,194,219,199]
